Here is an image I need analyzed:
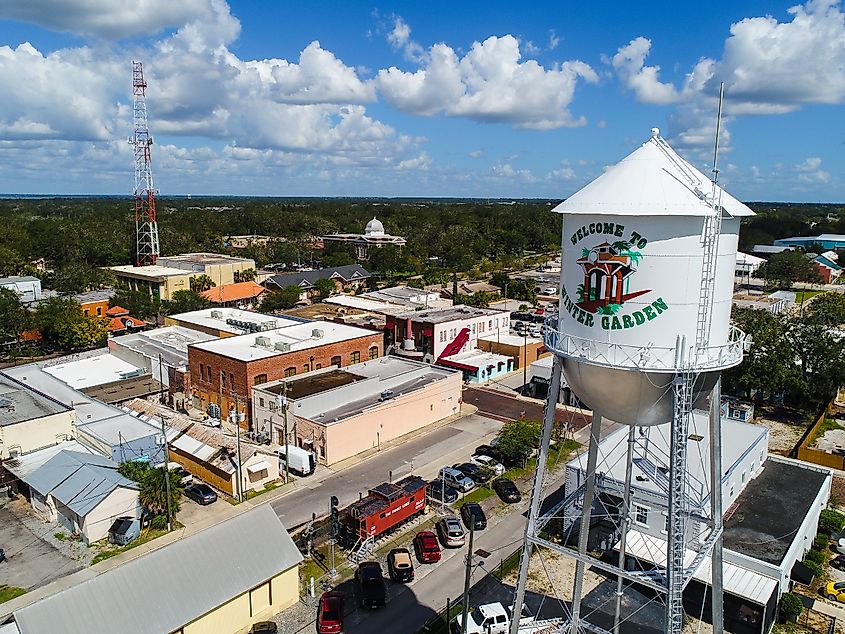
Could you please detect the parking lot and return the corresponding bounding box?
[0,506,83,591]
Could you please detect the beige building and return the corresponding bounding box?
[5,446,141,544]
[110,252,256,301]
[12,505,303,634]
[251,357,462,466]
[0,374,76,459]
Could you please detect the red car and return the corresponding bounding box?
[317,591,344,634]
[413,530,442,563]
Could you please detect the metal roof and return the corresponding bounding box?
[0,374,70,427]
[552,130,754,218]
[13,505,303,634]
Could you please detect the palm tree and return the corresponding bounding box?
[189,274,216,292]
[139,467,184,518]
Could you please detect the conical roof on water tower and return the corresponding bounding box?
[545,129,753,426]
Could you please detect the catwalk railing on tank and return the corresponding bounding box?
[542,314,746,372]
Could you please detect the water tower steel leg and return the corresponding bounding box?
[509,354,564,634]
[709,378,724,634]
[613,427,636,634]
[571,409,603,631]
[666,373,694,634]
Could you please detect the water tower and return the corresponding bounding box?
[510,126,752,634]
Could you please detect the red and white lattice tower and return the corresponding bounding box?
[129,61,160,267]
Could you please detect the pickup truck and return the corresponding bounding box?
[452,602,562,634]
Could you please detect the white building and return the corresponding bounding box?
[320,216,406,260]
[560,415,830,634]
[0,276,42,304]
[735,252,765,280]
[165,307,301,338]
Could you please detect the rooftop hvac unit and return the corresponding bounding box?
[260,320,277,331]
[275,341,291,352]
[255,336,272,347]
[210,310,223,319]
[378,389,394,402]
[311,328,324,339]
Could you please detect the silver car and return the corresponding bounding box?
[437,516,466,548]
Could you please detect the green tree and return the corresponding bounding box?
[189,274,216,292]
[804,292,845,326]
[49,263,114,293]
[233,268,256,283]
[111,289,161,321]
[35,297,107,351]
[118,460,152,483]
[139,466,184,517]
[260,285,302,312]
[757,250,821,289]
[321,243,356,267]
[455,291,492,308]
[0,288,30,342]
[165,289,211,315]
[314,278,336,300]
[495,419,542,467]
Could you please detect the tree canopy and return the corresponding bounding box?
[259,285,301,312]
[165,289,211,315]
[35,297,107,351]
[756,250,821,289]
[0,288,30,343]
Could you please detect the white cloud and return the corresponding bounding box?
[491,162,536,182]
[549,30,560,51]
[523,40,540,55]
[612,37,683,104]
[387,15,424,62]
[794,156,831,183]
[377,34,597,129]
[547,165,577,181]
[468,149,483,158]
[0,0,213,40]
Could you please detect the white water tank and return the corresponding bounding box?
[546,130,753,426]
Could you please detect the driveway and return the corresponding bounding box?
[0,506,83,590]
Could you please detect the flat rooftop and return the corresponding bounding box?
[442,349,512,369]
[479,333,543,346]
[169,307,301,335]
[190,320,377,362]
[287,357,458,424]
[0,374,70,427]
[258,369,365,400]
[723,458,829,565]
[110,264,191,278]
[81,375,163,404]
[112,326,217,368]
[43,353,146,390]
[395,304,502,323]
[71,289,115,304]
[157,252,255,266]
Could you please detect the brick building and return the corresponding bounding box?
[188,320,383,427]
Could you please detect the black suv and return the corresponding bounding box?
[184,483,217,505]
[355,561,386,609]
[452,462,488,484]
[460,502,487,531]
[428,479,459,504]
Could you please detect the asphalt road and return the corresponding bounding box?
[270,413,504,530]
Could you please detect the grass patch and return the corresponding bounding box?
[0,586,26,604]
[810,415,842,447]
[245,481,279,501]
[89,523,182,566]
[501,439,581,482]
[795,289,825,303]
[53,531,66,541]
[457,486,496,508]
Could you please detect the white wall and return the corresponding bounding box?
[81,486,142,544]
[433,313,509,358]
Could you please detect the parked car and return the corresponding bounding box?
[436,516,466,548]
[108,516,141,546]
[452,462,488,484]
[427,479,459,504]
[832,555,845,572]
[173,467,192,486]
[470,455,505,476]
[184,483,217,505]
[316,591,344,634]
[474,444,500,460]
[460,502,487,531]
[439,467,475,493]
[278,446,316,477]
[413,531,442,563]
[355,561,386,609]
[826,581,845,603]
[249,622,278,633]
[387,548,415,582]
[492,478,521,503]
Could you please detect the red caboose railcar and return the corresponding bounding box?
[339,475,427,546]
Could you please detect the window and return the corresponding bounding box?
[259,398,264,408]
[471,323,476,334]
[478,322,484,333]
[663,514,669,533]
[284,367,296,378]
[303,364,310,373]
[199,364,204,381]
[369,346,378,360]
[489,319,493,330]
[350,351,361,364]
[254,374,267,385]
[96,306,103,316]
[315,363,322,370]
[634,505,648,525]
[741,471,746,483]
[495,318,499,328]
[221,372,227,388]
[331,355,341,367]
[730,485,735,497]
[229,372,235,389]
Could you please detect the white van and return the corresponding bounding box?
[278,446,316,477]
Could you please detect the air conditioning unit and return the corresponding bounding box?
[211,310,223,319]
[311,328,324,339]
[260,320,277,331]
[275,341,291,352]
[255,336,271,347]
[378,389,394,402]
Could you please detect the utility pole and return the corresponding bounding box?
[230,396,244,503]
[159,413,172,532]
[277,383,290,484]
[461,524,475,634]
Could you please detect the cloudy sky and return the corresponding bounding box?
[0,0,842,200]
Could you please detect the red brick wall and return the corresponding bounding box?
[189,333,383,425]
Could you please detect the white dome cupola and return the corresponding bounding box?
[364,216,385,236]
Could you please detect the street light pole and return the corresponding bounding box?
[230,397,244,503]
[277,383,289,485]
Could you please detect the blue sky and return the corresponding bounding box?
[0,0,842,201]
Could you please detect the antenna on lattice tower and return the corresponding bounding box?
[129,61,160,267]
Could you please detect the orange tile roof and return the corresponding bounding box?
[201,281,266,304]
